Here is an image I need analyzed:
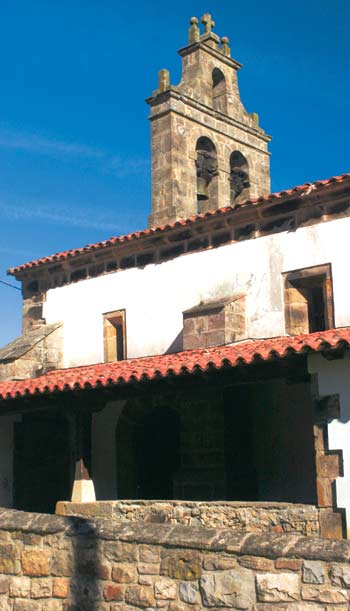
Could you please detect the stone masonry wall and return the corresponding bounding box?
[57,500,321,538]
[0,508,350,609]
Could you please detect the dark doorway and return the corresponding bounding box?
[14,411,71,513]
[116,404,180,500]
[137,408,180,499]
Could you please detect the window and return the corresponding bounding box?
[283,264,334,335]
[212,68,227,113]
[195,137,218,210]
[103,310,126,362]
[230,151,250,203]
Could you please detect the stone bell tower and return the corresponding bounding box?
[147,14,271,227]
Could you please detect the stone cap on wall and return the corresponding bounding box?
[0,507,349,563]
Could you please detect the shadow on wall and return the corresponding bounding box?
[68,517,102,611]
[166,329,183,354]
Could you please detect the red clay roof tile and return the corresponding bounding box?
[0,327,349,402]
[8,173,350,275]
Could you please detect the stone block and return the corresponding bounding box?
[203,556,237,571]
[112,563,137,583]
[138,562,159,575]
[329,564,350,588]
[52,577,70,598]
[179,581,198,604]
[238,556,274,571]
[319,510,344,539]
[103,583,125,602]
[0,577,9,596]
[139,544,160,564]
[51,550,73,576]
[104,541,138,563]
[161,550,201,581]
[275,558,303,571]
[21,549,51,576]
[256,573,299,602]
[9,576,31,598]
[13,601,40,611]
[125,585,155,608]
[301,586,349,604]
[155,577,177,600]
[30,577,52,598]
[302,561,326,584]
[0,544,19,574]
[200,569,255,608]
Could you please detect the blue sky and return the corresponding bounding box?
[0,0,349,346]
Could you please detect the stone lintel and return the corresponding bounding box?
[178,40,243,71]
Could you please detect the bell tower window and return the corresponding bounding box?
[230,151,250,203]
[195,137,218,210]
[212,68,227,113]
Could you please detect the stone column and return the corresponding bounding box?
[71,409,96,503]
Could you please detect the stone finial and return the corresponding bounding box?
[221,36,231,57]
[201,13,215,34]
[189,17,200,44]
[158,69,170,93]
[251,112,259,128]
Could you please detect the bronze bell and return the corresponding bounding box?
[197,176,209,201]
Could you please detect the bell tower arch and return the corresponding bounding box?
[147,14,271,227]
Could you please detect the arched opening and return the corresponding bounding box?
[230,151,250,203]
[212,68,227,113]
[116,402,180,499]
[195,137,218,209]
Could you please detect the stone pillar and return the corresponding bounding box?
[71,409,96,503]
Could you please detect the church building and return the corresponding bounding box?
[0,15,350,541]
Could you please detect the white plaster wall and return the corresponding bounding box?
[0,415,20,508]
[43,216,350,368]
[308,352,350,533]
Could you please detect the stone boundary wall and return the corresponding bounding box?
[56,500,321,537]
[0,509,350,609]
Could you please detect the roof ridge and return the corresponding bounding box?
[8,173,350,275]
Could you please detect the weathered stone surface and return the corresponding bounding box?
[103,583,124,602]
[104,541,138,562]
[275,558,303,571]
[21,549,51,576]
[329,564,350,588]
[139,544,160,563]
[52,577,69,598]
[155,577,177,600]
[60,500,321,537]
[0,578,9,596]
[161,550,201,580]
[302,585,349,603]
[125,585,155,607]
[238,556,274,571]
[0,543,19,574]
[138,562,159,575]
[200,569,255,608]
[302,561,326,584]
[13,601,40,611]
[203,556,237,570]
[9,576,31,597]
[30,577,52,598]
[112,563,137,583]
[51,550,73,576]
[256,573,299,602]
[179,581,198,604]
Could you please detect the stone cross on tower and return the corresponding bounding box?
[201,13,215,34]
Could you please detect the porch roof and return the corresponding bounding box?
[0,327,349,402]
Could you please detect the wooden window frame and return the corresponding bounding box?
[283,264,334,335]
[103,309,126,363]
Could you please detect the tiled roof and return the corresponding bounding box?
[8,173,350,275]
[0,327,349,402]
